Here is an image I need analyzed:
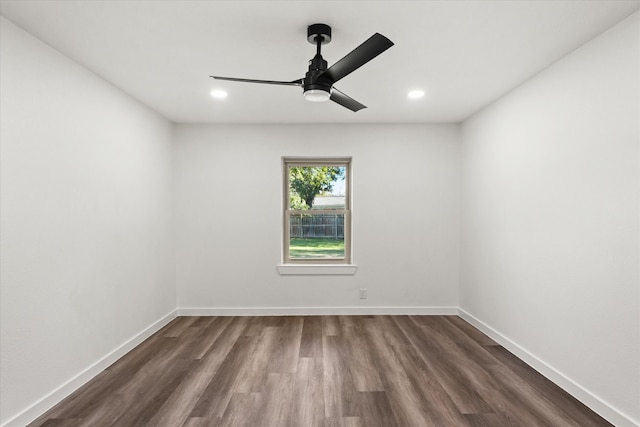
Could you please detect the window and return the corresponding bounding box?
[283,157,351,264]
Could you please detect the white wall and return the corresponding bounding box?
[460,12,639,426]
[0,17,175,425]
[173,124,460,313]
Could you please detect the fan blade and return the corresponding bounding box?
[210,76,303,86]
[330,87,366,112]
[323,33,393,83]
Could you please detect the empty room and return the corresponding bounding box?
[0,1,638,426]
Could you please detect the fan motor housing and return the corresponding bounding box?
[304,60,332,94]
[303,79,332,95]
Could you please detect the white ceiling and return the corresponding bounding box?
[1,1,638,124]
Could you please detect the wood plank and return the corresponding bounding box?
[290,357,324,426]
[485,364,589,427]
[198,316,248,373]
[322,316,341,336]
[181,416,220,427]
[160,316,199,337]
[361,321,438,426]
[64,337,189,426]
[342,318,384,392]
[185,315,234,360]
[299,316,323,358]
[388,344,471,426]
[410,315,498,366]
[445,315,499,347]
[250,372,297,427]
[486,345,612,427]
[69,394,127,427]
[189,335,257,418]
[352,391,397,427]
[35,420,84,427]
[145,361,216,427]
[231,326,279,393]
[266,316,303,373]
[393,316,495,414]
[110,358,196,425]
[323,335,356,418]
[217,392,263,427]
[463,413,515,427]
[324,418,362,427]
[370,315,412,347]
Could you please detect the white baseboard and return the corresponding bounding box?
[457,308,639,427]
[177,306,458,316]
[2,310,177,427]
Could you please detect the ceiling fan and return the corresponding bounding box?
[210,24,394,112]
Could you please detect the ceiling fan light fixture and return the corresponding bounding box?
[303,89,331,102]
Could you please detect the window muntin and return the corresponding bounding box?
[283,158,351,264]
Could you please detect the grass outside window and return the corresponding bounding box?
[289,238,345,258]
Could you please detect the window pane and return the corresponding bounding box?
[289,166,346,210]
[289,213,345,259]
[283,157,351,264]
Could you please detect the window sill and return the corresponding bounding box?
[277,264,358,276]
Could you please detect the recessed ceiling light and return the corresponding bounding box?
[210,89,228,99]
[407,90,425,99]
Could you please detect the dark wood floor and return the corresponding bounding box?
[30,315,611,427]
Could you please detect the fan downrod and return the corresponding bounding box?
[307,23,332,45]
[304,24,332,98]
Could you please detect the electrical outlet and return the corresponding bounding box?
[359,288,367,299]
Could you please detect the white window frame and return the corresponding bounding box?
[282,157,352,266]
